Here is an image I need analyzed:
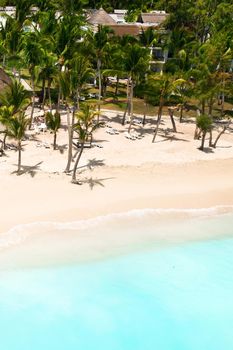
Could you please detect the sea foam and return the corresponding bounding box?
[1,205,233,250]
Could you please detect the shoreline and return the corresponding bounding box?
[0,205,233,270]
[1,158,233,234]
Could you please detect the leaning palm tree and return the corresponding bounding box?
[146,74,186,142]
[7,112,29,174]
[72,104,102,183]
[45,111,61,150]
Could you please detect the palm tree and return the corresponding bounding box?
[15,0,34,28]
[7,112,29,173]
[0,105,14,150]
[65,54,94,173]
[54,14,85,109]
[0,16,23,69]
[0,79,30,114]
[23,31,45,127]
[45,111,61,150]
[72,104,102,183]
[93,25,113,113]
[146,74,185,142]
[123,44,150,131]
[38,51,58,109]
[196,114,212,151]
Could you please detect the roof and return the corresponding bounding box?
[88,8,116,25]
[138,12,169,25]
[0,68,11,92]
[109,24,141,37]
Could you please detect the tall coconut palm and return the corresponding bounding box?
[93,25,113,113]
[65,54,94,173]
[23,31,45,127]
[38,51,58,109]
[123,44,150,131]
[54,14,85,109]
[72,104,102,183]
[7,112,29,173]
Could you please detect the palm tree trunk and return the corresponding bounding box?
[97,58,101,117]
[200,131,206,150]
[2,132,7,150]
[152,99,164,142]
[42,78,46,109]
[122,102,128,125]
[29,77,36,129]
[209,129,213,147]
[212,125,227,148]
[201,99,205,114]
[115,76,119,97]
[72,143,84,183]
[48,79,52,109]
[179,104,184,123]
[169,110,177,132]
[142,102,147,126]
[128,79,134,132]
[53,132,57,150]
[17,140,21,173]
[65,105,73,173]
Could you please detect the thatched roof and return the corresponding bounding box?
[138,12,169,25]
[110,24,141,37]
[88,8,116,25]
[0,68,11,92]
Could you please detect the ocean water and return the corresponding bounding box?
[0,209,233,350]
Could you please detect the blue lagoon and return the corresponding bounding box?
[0,208,233,350]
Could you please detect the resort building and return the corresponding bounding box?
[87,8,169,73]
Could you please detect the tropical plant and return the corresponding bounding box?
[123,44,150,130]
[45,111,61,150]
[0,79,30,114]
[72,104,102,183]
[65,54,94,173]
[0,105,14,150]
[23,31,45,127]
[146,74,186,142]
[196,114,213,151]
[92,25,113,112]
[6,112,29,173]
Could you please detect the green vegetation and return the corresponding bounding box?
[0,0,232,178]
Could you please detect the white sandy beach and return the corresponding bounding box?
[0,109,233,267]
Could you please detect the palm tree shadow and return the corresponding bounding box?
[57,144,67,154]
[75,158,106,171]
[12,161,43,177]
[81,176,115,190]
[86,158,105,170]
[198,147,214,153]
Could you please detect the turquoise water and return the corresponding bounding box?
[0,211,233,350]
